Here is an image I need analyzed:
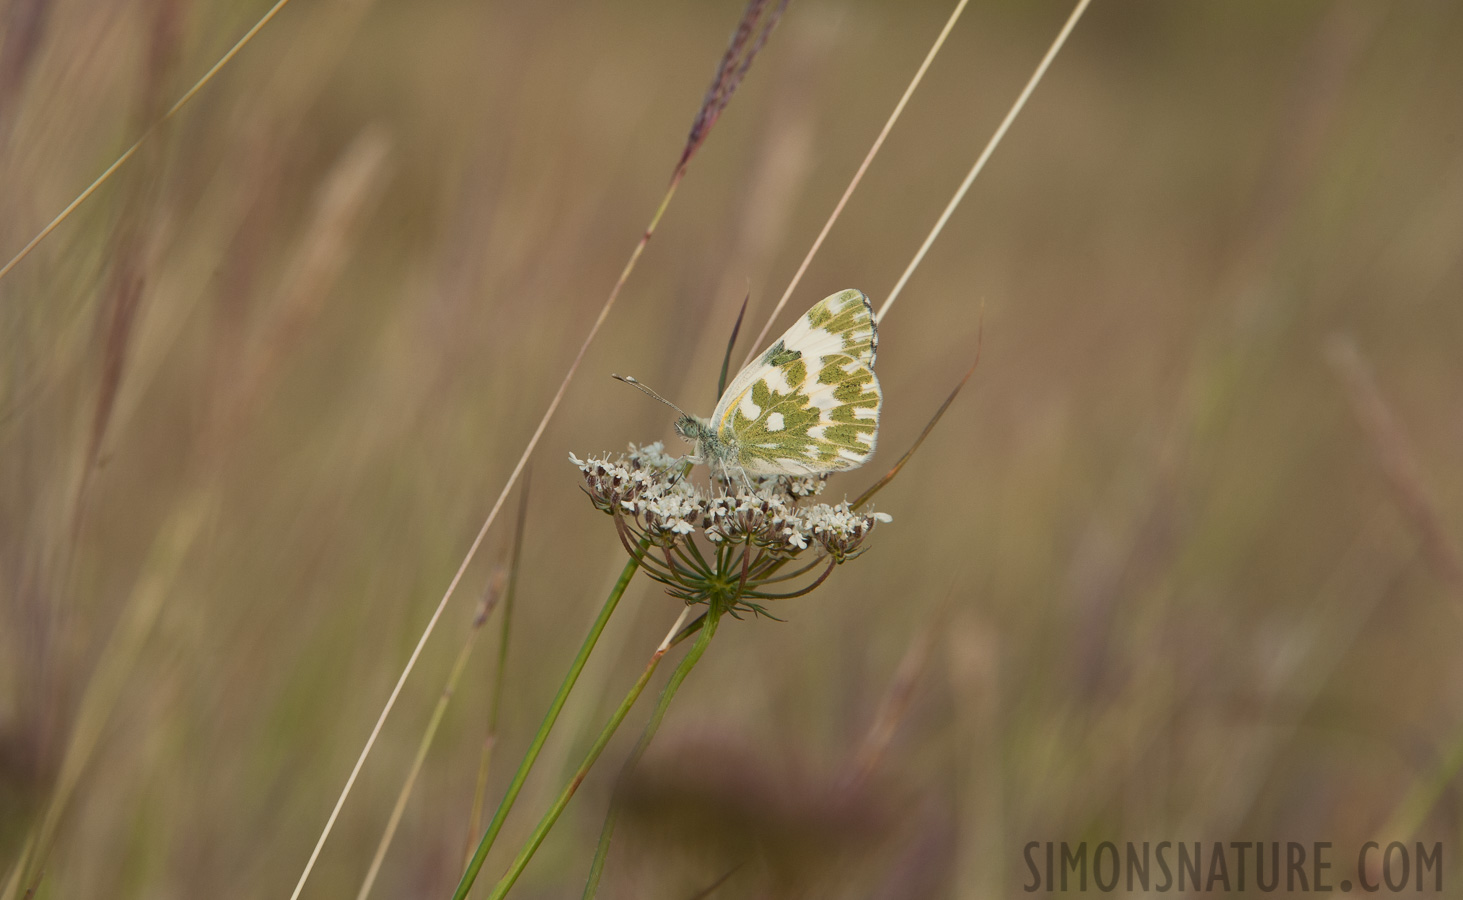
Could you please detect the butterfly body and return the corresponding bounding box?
[684,289,881,478]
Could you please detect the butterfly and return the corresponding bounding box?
[618,288,881,479]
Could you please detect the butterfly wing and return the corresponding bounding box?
[712,289,881,476]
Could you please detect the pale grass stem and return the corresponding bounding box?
[878,0,1092,322]
[741,0,971,366]
[353,576,502,900]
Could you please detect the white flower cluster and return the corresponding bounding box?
[703,492,809,551]
[639,478,701,538]
[570,443,889,559]
[807,501,893,561]
[626,440,680,470]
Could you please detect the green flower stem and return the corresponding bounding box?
[581,598,725,899]
[468,483,532,863]
[482,599,722,900]
[453,540,647,900]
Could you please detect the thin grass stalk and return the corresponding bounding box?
[878,0,1092,321]
[454,540,649,897]
[354,598,494,900]
[291,4,783,880]
[0,0,305,284]
[468,478,533,862]
[578,598,727,899]
[742,0,972,364]
[480,603,713,900]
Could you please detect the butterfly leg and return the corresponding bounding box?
[716,458,737,497]
[737,469,755,495]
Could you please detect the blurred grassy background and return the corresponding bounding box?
[4,0,1463,896]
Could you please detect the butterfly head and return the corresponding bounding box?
[674,414,711,443]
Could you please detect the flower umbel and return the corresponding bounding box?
[570,443,888,617]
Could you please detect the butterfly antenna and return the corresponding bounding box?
[612,374,690,418]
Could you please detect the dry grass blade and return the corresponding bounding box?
[716,290,751,400]
[0,0,306,285]
[742,0,971,365]
[852,317,982,511]
[1324,335,1463,596]
[290,5,789,896]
